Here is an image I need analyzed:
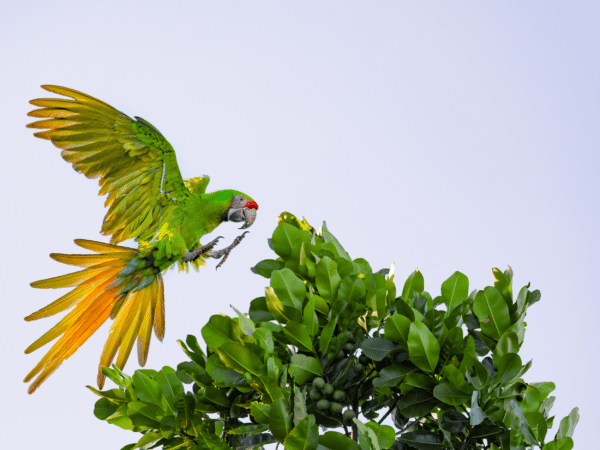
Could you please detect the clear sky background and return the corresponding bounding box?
[1,1,597,449]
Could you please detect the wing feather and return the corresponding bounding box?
[28,85,191,243]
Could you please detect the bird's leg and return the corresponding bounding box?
[210,231,250,270]
[182,236,224,263]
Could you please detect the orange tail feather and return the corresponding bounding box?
[25,240,164,394]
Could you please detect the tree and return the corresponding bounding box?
[90,212,579,450]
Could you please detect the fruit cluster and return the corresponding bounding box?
[309,377,356,425]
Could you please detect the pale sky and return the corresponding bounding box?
[1,1,598,449]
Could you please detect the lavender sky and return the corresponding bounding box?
[1,1,598,448]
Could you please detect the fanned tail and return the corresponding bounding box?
[24,239,165,394]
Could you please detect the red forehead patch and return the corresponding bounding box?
[246,201,259,210]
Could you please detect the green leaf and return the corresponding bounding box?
[493,331,519,364]
[133,430,162,449]
[440,410,468,433]
[495,353,522,386]
[470,391,485,426]
[322,221,351,260]
[360,337,397,361]
[384,313,411,347]
[396,388,438,418]
[441,272,469,311]
[339,274,367,303]
[473,287,511,340]
[271,268,306,309]
[87,386,128,403]
[303,291,319,336]
[105,405,134,430]
[284,414,319,450]
[265,286,302,324]
[492,267,512,302]
[365,422,396,449]
[156,367,181,415]
[231,305,255,337]
[432,383,471,406]
[94,398,119,420]
[408,322,440,372]
[543,437,574,450]
[270,396,294,442]
[398,431,444,450]
[204,354,241,387]
[194,420,233,449]
[249,296,273,323]
[372,365,413,388]
[272,222,309,259]
[315,256,341,302]
[215,342,267,376]
[282,321,315,353]
[251,259,285,278]
[227,423,269,435]
[254,327,275,354]
[132,371,162,407]
[400,373,433,393]
[202,315,243,349]
[289,355,324,385]
[293,386,308,425]
[127,401,163,429]
[401,269,424,301]
[251,402,271,424]
[318,431,361,450]
[511,399,539,445]
[557,407,580,439]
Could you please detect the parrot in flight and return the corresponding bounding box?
[24,85,258,394]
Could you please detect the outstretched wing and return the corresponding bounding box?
[27,85,190,244]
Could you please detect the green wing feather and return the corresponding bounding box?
[27,85,190,244]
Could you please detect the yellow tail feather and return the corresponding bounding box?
[25,240,164,394]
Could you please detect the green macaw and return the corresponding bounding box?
[24,86,259,394]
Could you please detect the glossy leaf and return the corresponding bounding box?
[440,410,468,433]
[360,337,397,361]
[315,256,341,302]
[441,272,469,312]
[408,322,440,372]
[284,414,319,450]
[399,431,444,450]
[385,313,411,347]
[271,268,306,309]
[251,259,285,278]
[396,388,438,418]
[215,342,267,376]
[289,354,323,385]
[473,287,510,340]
[401,270,425,301]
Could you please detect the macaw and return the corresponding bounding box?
[24,86,258,394]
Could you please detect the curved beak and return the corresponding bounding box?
[226,206,257,229]
[240,208,257,229]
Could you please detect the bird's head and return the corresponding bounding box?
[223,194,259,229]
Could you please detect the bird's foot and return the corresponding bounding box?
[182,236,224,263]
[211,231,250,270]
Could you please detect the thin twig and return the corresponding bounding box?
[378,405,395,425]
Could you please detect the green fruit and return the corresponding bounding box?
[333,390,346,402]
[354,362,364,373]
[343,330,354,342]
[336,350,345,360]
[359,354,369,365]
[343,409,356,425]
[312,377,325,390]
[309,388,322,401]
[343,343,354,353]
[317,399,330,411]
[368,318,379,328]
[330,402,343,414]
[322,383,334,396]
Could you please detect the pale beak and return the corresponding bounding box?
[226,207,257,229]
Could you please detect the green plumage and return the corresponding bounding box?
[24,86,258,394]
